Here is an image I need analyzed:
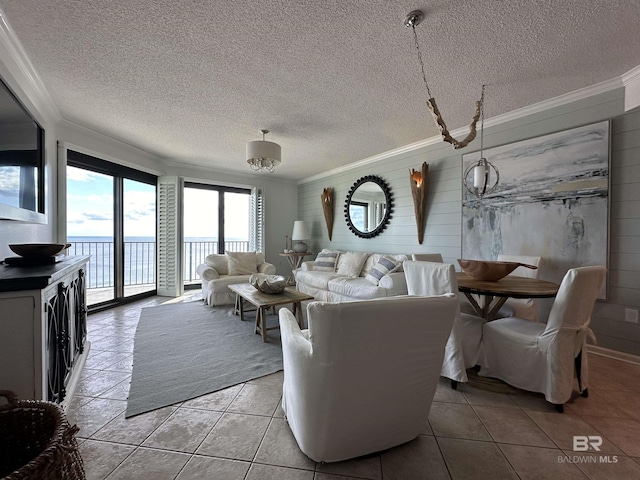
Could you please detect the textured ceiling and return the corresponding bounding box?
[1,0,639,181]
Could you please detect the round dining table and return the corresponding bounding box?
[456,272,560,320]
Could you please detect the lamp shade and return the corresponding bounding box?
[246,140,281,165]
[473,163,486,188]
[291,220,310,241]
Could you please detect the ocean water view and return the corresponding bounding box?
[68,236,249,290]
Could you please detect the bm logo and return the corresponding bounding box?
[573,436,602,452]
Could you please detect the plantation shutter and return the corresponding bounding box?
[249,187,265,252]
[157,176,184,296]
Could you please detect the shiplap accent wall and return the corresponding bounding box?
[298,87,640,356]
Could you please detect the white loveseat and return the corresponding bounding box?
[196,251,276,306]
[294,250,410,302]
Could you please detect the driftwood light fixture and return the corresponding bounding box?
[405,10,483,150]
[321,188,334,241]
[410,162,429,244]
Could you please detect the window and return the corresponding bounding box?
[349,201,368,231]
[183,182,255,285]
[66,151,157,308]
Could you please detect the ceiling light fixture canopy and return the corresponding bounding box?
[404,9,483,150]
[247,129,281,173]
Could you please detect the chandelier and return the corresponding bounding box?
[246,129,281,173]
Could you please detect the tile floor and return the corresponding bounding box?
[67,292,640,480]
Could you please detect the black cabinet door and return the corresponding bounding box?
[45,291,61,402]
[45,282,73,403]
[73,269,87,356]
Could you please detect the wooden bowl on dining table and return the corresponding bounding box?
[457,259,537,282]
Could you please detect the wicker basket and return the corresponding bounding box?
[0,390,85,480]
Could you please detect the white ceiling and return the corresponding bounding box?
[1,0,639,181]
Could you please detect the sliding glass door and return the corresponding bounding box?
[123,178,156,297]
[224,192,250,251]
[183,187,219,285]
[66,151,157,308]
[183,183,251,285]
[66,166,115,304]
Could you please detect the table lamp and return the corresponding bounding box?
[291,220,310,253]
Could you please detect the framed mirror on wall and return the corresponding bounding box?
[344,175,393,238]
[0,77,46,223]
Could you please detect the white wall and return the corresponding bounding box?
[298,87,640,356]
[0,35,57,259]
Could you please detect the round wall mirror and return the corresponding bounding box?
[344,175,393,238]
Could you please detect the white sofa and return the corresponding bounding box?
[294,250,410,302]
[196,251,276,306]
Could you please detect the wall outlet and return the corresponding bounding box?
[624,308,639,324]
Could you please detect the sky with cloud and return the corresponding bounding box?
[66,166,249,240]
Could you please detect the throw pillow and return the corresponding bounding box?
[387,254,408,272]
[313,249,340,272]
[336,251,370,278]
[205,254,229,275]
[365,255,401,285]
[227,251,258,275]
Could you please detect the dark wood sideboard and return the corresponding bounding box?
[0,255,90,406]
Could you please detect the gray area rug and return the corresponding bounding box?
[126,301,283,418]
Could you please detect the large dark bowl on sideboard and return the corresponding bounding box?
[9,243,71,259]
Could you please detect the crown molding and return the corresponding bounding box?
[622,64,640,86]
[0,9,61,123]
[162,157,298,185]
[483,76,623,129]
[622,64,640,112]
[58,118,165,175]
[298,74,626,185]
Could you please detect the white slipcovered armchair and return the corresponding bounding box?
[403,260,484,386]
[278,295,457,463]
[196,252,276,306]
[479,266,606,411]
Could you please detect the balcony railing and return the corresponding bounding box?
[67,240,250,290]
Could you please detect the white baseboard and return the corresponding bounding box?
[587,344,640,366]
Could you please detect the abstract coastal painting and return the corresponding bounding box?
[462,120,609,297]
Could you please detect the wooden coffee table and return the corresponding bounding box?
[228,283,314,342]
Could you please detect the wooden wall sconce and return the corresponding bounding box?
[321,188,334,241]
[410,162,429,244]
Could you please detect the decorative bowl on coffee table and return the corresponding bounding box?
[249,273,287,294]
[457,259,537,282]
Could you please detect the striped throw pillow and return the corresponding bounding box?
[365,255,401,285]
[313,250,340,272]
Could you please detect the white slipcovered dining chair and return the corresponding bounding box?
[479,266,606,412]
[496,254,543,321]
[403,260,484,387]
[279,295,457,463]
[411,253,444,262]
